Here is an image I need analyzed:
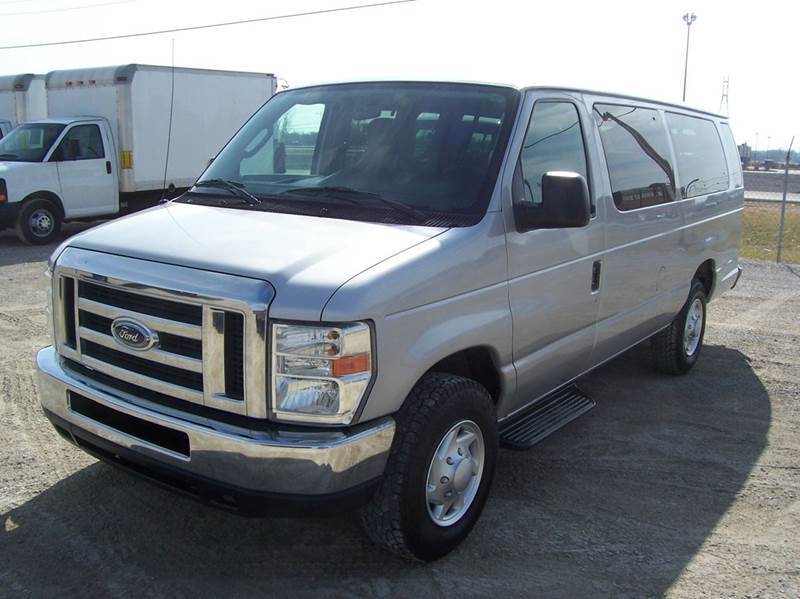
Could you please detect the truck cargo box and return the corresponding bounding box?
[46,64,277,193]
[0,73,48,127]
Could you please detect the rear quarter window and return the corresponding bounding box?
[718,122,744,188]
[666,112,729,198]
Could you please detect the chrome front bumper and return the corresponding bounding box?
[37,346,395,501]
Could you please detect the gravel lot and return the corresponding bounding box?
[1,225,799,598]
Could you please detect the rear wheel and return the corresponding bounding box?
[651,279,707,375]
[361,372,498,561]
[16,198,62,245]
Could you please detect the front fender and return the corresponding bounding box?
[322,212,515,423]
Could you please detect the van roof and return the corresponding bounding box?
[284,80,727,120]
[521,85,727,119]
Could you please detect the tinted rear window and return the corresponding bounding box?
[666,113,729,198]
[594,104,676,211]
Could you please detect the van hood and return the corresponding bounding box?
[64,202,447,320]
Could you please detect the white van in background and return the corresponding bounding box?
[0,64,277,244]
[0,73,48,128]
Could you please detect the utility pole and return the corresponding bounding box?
[682,12,697,102]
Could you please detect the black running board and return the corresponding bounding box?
[499,385,595,450]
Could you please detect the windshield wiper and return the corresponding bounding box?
[283,186,425,223]
[193,178,261,205]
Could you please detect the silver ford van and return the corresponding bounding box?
[37,81,743,561]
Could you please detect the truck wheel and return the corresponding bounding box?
[361,372,498,561]
[650,279,707,375]
[16,198,62,245]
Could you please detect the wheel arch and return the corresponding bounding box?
[22,191,65,218]
[694,259,716,301]
[424,345,503,404]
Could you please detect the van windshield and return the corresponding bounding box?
[0,123,65,162]
[192,82,519,226]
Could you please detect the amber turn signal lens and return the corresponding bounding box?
[0,194,6,203]
[331,353,371,377]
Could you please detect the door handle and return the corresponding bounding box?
[591,260,601,293]
[105,161,112,174]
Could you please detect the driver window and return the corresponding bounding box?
[52,124,105,161]
[519,101,588,206]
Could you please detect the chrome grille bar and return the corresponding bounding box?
[80,354,205,404]
[78,326,203,373]
[78,297,202,340]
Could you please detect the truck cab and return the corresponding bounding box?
[0,117,118,243]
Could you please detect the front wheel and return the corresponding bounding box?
[650,279,707,375]
[15,198,62,245]
[361,372,498,561]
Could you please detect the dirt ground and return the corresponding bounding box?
[1,225,798,598]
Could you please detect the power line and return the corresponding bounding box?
[0,0,417,50]
[0,0,135,17]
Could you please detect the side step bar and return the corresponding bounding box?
[499,385,595,450]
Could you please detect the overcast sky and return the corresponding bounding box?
[1,0,796,151]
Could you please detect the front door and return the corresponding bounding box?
[502,92,605,418]
[51,123,117,218]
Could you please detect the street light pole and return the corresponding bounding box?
[682,12,697,102]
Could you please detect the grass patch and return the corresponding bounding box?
[741,202,800,264]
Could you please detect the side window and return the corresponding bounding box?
[519,101,588,206]
[276,103,324,175]
[718,123,743,188]
[667,113,729,198]
[594,104,675,211]
[241,103,325,177]
[52,124,105,161]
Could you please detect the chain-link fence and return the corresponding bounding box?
[742,168,799,264]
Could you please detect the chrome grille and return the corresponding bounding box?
[52,248,273,419]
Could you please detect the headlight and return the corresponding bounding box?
[271,321,373,425]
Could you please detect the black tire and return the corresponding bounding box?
[15,198,62,245]
[651,279,707,375]
[361,372,498,561]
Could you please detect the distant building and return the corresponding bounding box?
[738,142,751,160]
[738,142,751,167]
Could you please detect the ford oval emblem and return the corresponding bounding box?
[110,317,159,351]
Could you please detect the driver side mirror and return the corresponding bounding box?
[514,170,591,232]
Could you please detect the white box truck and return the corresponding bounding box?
[0,73,48,129]
[0,64,276,243]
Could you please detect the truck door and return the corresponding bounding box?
[50,122,118,218]
[502,92,605,416]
